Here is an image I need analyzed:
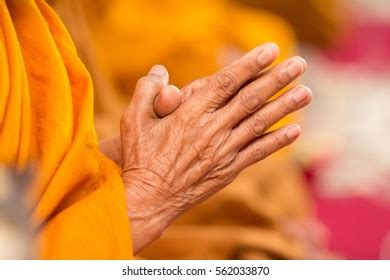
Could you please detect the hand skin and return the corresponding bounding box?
[99,71,182,166]
[100,43,312,254]
[119,43,313,254]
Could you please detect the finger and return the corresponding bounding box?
[219,56,307,126]
[126,65,168,119]
[148,64,169,85]
[230,124,301,172]
[225,85,312,152]
[205,43,279,110]
[154,85,183,117]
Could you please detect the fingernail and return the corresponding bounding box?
[149,65,167,76]
[286,125,301,139]
[257,43,278,65]
[286,57,305,77]
[292,86,310,104]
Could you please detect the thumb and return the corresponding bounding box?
[154,85,183,117]
[148,64,169,85]
[130,65,169,119]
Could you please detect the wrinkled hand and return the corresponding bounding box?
[121,43,312,254]
[99,67,182,166]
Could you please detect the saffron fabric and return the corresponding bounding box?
[0,0,132,259]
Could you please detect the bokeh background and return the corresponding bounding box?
[2,0,390,259]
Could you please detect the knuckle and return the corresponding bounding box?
[238,87,262,113]
[248,112,267,137]
[136,76,160,91]
[211,158,237,185]
[272,132,286,147]
[252,142,267,161]
[213,71,238,96]
[194,155,215,178]
[136,76,151,87]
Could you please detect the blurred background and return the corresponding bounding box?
[2,0,390,259]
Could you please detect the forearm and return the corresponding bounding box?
[124,178,178,255]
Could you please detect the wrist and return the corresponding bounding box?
[126,203,170,255]
[122,173,179,254]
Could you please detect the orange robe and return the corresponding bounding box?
[0,0,132,259]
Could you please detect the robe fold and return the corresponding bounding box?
[0,0,133,259]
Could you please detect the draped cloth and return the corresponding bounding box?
[0,0,132,259]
